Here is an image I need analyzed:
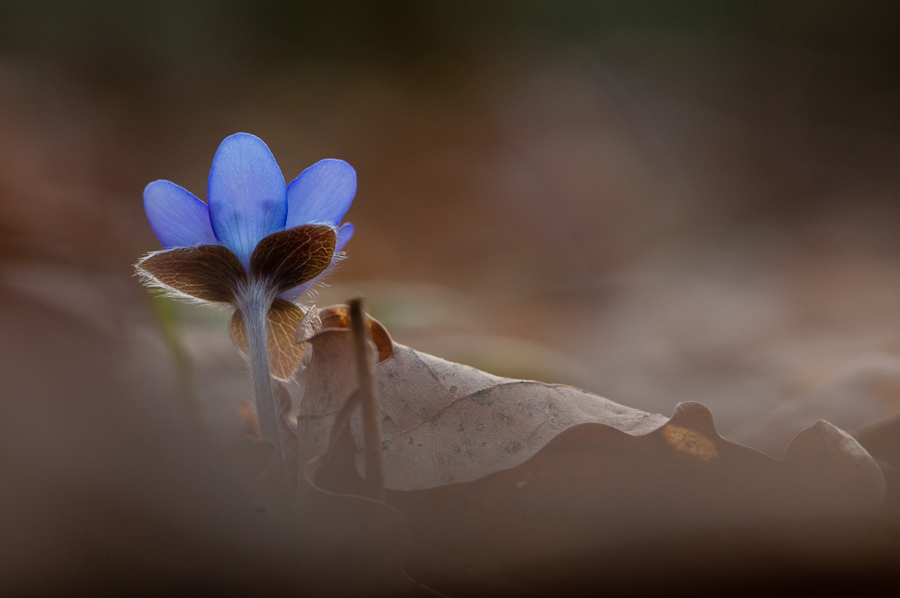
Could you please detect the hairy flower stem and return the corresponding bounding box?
[238,281,286,488]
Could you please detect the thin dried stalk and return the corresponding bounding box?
[350,298,385,501]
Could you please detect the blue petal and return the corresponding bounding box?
[207,133,287,267]
[285,159,356,229]
[144,180,217,248]
[279,222,354,301]
[336,222,354,251]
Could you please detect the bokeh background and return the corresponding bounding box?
[2,1,900,593]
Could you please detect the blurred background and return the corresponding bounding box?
[1,1,900,593]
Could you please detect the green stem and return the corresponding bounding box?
[151,295,203,427]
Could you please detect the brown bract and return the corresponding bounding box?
[136,244,246,303]
[231,299,310,381]
[136,224,338,380]
[250,224,336,295]
[136,224,336,302]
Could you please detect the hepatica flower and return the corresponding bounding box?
[136,133,355,458]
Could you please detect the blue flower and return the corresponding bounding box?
[137,133,357,379]
[143,132,354,297]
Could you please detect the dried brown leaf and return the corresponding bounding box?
[783,419,886,509]
[298,309,889,596]
[299,304,394,362]
[855,414,900,516]
[855,413,900,468]
[368,347,670,490]
[389,403,887,595]
[294,304,321,359]
[298,309,885,505]
[298,324,667,490]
